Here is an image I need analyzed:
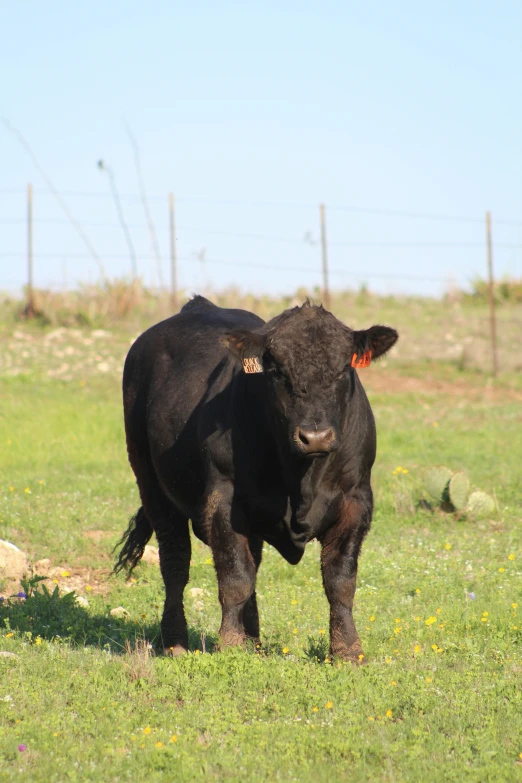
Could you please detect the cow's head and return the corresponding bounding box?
[224,303,398,459]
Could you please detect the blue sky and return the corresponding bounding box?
[1,1,521,296]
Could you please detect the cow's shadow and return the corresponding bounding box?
[0,585,218,655]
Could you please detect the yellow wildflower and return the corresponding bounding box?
[499,567,505,573]
[282,647,289,654]
[369,615,375,622]
[426,677,432,683]
[312,707,318,713]
[386,710,393,718]
[291,599,297,605]
[155,742,163,749]
[368,716,374,721]
[143,727,151,735]
[444,543,452,550]
[325,701,333,709]
[414,645,421,654]
[425,616,436,626]
[24,487,31,494]
[170,735,178,743]
[508,554,515,561]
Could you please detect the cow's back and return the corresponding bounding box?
[122,297,263,516]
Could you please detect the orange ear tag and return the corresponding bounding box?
[242,357,263,374]
[351,350,372,369]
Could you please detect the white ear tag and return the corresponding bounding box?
[242,357,263,374]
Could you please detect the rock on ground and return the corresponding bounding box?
[33,558,51,574]
[110,606,130,618]
[0,540,28,582]
[142,545,159,565]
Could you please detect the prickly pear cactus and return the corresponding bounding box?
[449,471,470,511]
[424,466,453,503]
[466,490,495,519]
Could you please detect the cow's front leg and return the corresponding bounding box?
[319,492,372,662]
[207,490,257,649]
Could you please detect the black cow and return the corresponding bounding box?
[115,296,398,661]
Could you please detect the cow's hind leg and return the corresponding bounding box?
[155,512,191,656]
[207,493,257,649]
[124,438,191,655]
[319,492,372,663]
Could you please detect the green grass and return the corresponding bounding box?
[1,332,522,781]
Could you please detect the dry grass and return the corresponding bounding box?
[1,278,522,375]
[123,637,155,683]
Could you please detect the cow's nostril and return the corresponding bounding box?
[296,427,336,453]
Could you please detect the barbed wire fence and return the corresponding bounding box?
[1,185,522,375]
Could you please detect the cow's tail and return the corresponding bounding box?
[113,507,153,575]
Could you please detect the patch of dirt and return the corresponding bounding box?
[30,564,112,597]
[363,369,522,403]
[83,530,115,544]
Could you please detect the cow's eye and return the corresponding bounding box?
[264,356,283,376]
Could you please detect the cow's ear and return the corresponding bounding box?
[222,329,267,372]
[352,325,398,363]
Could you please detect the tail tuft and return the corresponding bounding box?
[113,507,153,575]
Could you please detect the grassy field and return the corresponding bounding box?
[1,293,522,781]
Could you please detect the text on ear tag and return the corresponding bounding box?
[242,356,263,374]
[351,350,372,369]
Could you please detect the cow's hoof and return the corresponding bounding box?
[218,631,247,650]
[164,645,188,657]
[331,644,366,664]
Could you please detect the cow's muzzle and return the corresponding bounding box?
[294,426,338,456]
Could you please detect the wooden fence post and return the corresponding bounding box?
[319,203,330,308]
[169,193,177,309]
[485,211,498,377]
[26,183,35,316]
